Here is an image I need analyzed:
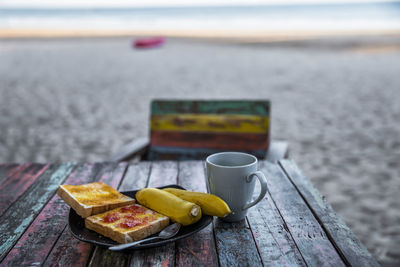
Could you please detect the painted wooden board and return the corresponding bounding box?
[260,161,346,266]
[279,160,380,267]
[151,114,269,134]
[88,162,152,267]
[2,163,100,266]
[151,131,268,150]
[151,100,270,116]
[129,161,178,267]
[213,218,263,266]
[0,163,49,216]
[175,161,218,267]
[0,163,20,184]
[148,146,266,161]
[43,163,128,267]
[0,163,75,262]
[247,189,306,266]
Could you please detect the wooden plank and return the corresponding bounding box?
[247,187,306,266]
[0,163,75,262]
[118,161,151,191]
[151,114,269,134]
[175,161,218,267]
[129,161,178,267]
[2,163,101,266]
[43,162,128,267]
[151,131,268,150]
[259,161,345,266]
[0,163,50,216]
[0,163,20,184]
[88,162,152,267]
[148,146,266,161]
[213,218,263,266]
[279,160,380,267]
[151,100,270,116]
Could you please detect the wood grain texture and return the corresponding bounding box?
[43,162,128,267]
[129,161,178,267]
[151,114,269,134]
[151,100,270,116]
[0,163,75,262]
[247,191,306,266]
[150,131,268,150]
[88,162,152,267]
[175,161,218,267]
[213,218,263,266]
[279,160,380,267]
[2,163,100,266]
[0,163,49,216]
[0,163,20,184]
[260,161,345,266]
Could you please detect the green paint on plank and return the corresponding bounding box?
[151,100,270,116]
[0,163,75,261]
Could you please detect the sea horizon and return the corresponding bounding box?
[0,1,399,33]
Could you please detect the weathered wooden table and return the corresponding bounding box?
[0,160,379,266]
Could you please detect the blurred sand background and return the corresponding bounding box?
[1,34,400,265]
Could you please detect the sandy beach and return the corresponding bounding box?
[1,35,399,265]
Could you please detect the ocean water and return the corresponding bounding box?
[0,2,400,31]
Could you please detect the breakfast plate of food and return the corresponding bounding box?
[58,182,231,250]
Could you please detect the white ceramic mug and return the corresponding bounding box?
[206,152,268,222]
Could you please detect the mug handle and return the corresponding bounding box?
[242,171,268,210]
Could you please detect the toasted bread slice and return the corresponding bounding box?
[58,182,135,218]
[85,204,170,244]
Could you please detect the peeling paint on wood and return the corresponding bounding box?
[214,218,263,266]
[151,131,268,150]
[149,100,270,161]
[260,161,345,266]
[247,191,306,266]
[2,163,100,266]
[0,163,23,184]
[130,246,175,267]
[175,161,218,267]
[151,100,270,116]
[88,246,131,267]
[42,226,93,267]
[0,163,49,216]
[0,163,75,262]
[151,114,269,134]
[279,160,380,267]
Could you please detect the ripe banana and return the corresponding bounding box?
[136,188,202,226]
[162,188,232,218]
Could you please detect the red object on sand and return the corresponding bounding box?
[133,37,165,49]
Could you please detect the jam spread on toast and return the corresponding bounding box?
[102,212,121,223]
[96,204,163,230]
[121,205,147,214]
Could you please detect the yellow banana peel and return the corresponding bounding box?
[163,188,232,218]
[136,188,202,226]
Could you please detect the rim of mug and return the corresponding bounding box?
[206,152,258,169]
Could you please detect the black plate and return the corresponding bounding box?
[68,185,212,250]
